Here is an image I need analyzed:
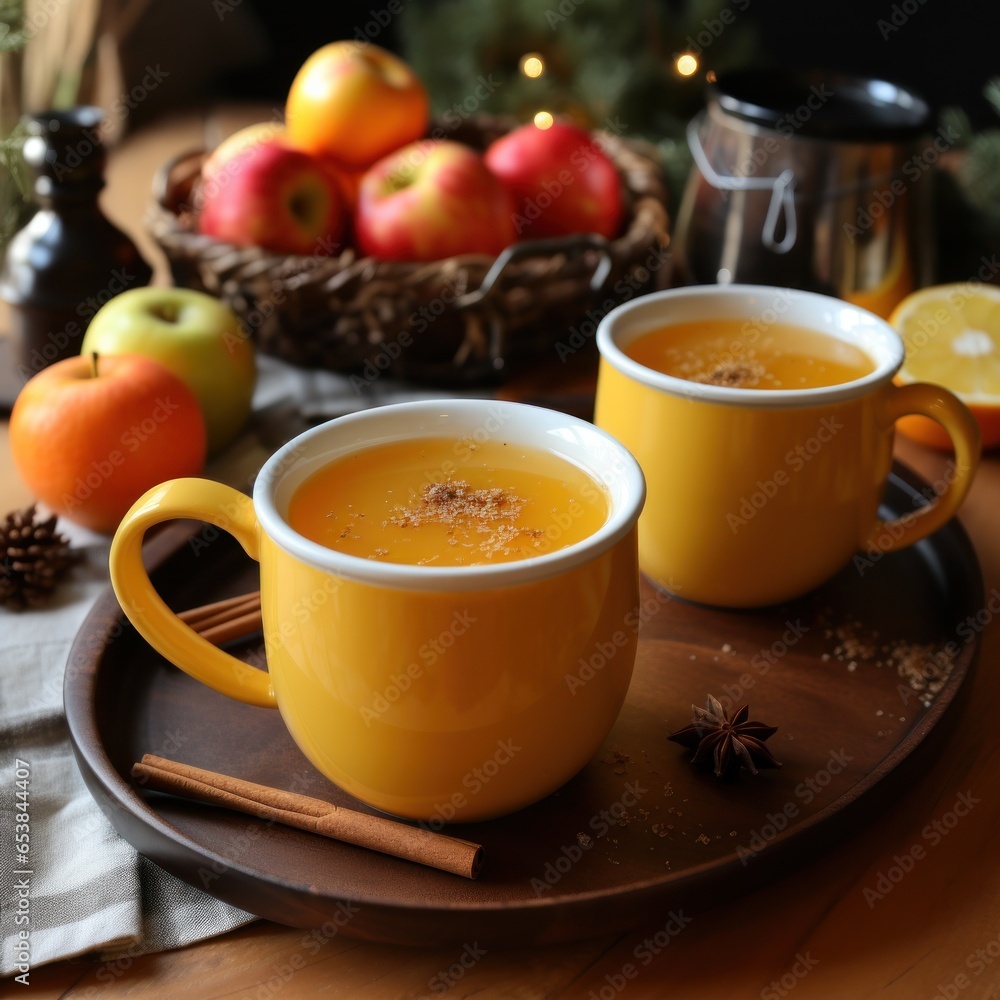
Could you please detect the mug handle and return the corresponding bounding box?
[862,382,982,554]
[108,477,278,709]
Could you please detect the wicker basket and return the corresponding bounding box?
[146,116,671,386]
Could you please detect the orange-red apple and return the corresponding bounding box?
[484,120,624,240]
[354,140,516,261]
[284,41,429,169]
[10,354,206,534]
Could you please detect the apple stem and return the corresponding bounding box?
[91,351,99,378]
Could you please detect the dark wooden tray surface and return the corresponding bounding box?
[64,463,983,948]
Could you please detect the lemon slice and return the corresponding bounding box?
[889,283,1000,450]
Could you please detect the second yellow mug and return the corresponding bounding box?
[594,284,981,608]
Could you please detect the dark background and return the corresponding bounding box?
[208,0,1000,128]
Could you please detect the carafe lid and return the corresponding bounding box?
[22,106,107,198]
[709,68,931,142]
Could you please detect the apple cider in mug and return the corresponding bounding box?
[625,319,875,389]
[288,437,609,565]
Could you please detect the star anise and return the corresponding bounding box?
[668,695,781,778]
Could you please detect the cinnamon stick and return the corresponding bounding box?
[178,591,263,646]
[131,754,484,879]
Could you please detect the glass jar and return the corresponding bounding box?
[670,69,935,318]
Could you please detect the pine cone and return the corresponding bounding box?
[0,505,74,610]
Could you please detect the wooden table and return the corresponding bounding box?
[7,106,1000,999]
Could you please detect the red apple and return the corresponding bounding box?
[201,120,286,189]
[354,140,516,261]
[484,120,624,240]
[197,138,347,256]
[10,353,206,534]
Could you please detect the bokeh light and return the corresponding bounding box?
[533,110,554,129]
[676,54,699,76]
[520,53,545,79]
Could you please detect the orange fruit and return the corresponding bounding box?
[10,353,206,534]
[888,283,1000,451]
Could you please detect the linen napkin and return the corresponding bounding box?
[0,535,256,977]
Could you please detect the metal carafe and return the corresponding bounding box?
[671,69,936,318]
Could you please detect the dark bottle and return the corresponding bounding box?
[0,105,153,388]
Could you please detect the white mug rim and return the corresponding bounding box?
[596,283,905,408]
[253,399,646,591]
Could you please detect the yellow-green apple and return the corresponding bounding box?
[354,140,516,261]
[10,353,206,534]
[197,138,347,256]
[285,40,429,169]
[80,287,256,456]
[484,120,624,240]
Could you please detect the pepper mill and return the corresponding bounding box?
[0,106,153,389]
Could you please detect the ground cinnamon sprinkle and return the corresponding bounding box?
[818,609,958,707]
[388,481,522,527]
[385,480,541,560]
[690,358,767,387]
[888,642,958,705]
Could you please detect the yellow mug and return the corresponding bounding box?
[109,400,646,822]
[594,284,981,608]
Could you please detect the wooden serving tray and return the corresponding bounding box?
[64,464,982,948]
